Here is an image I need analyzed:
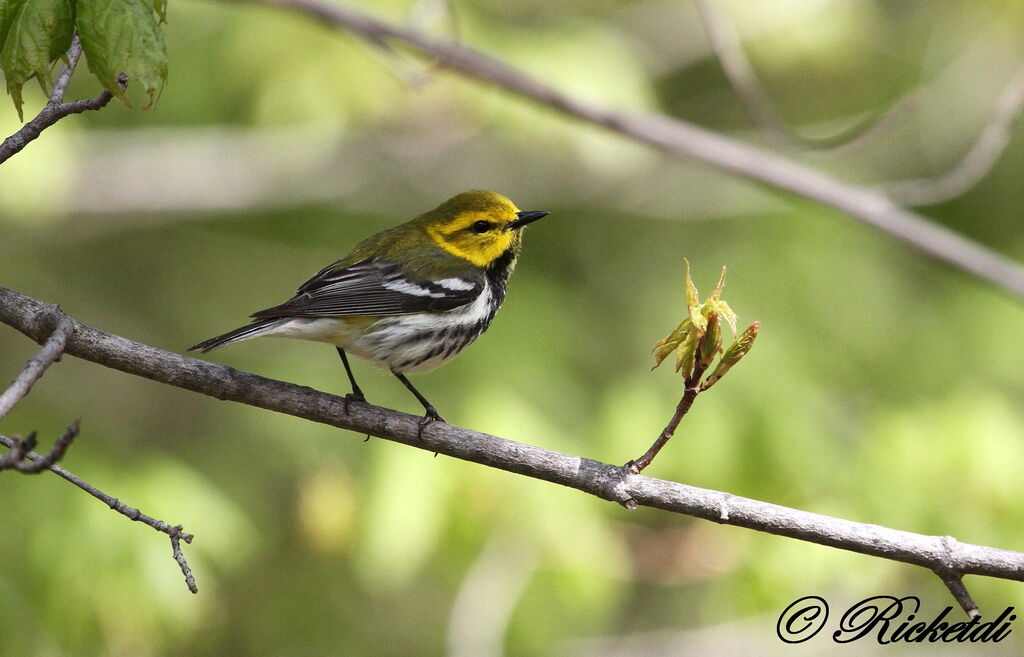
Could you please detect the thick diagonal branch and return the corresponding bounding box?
[3,285,1023,607]
[248,0,1024,299]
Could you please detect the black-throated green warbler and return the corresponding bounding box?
[190,190,549,428]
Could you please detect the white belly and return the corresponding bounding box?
[351,284,498,373]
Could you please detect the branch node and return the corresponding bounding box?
[933,536,980,617]
[938,535,960,570]
[22,431,39,453]
[584,460,638,509]
[0,315,75,421]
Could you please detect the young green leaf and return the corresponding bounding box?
[0,0,27,55]
[683,258,706,333]
[652,319,690,370]
[0,0,74,119]
[707,296,737,334]
[709,266,727,299]
[673,332,697,377]
[76,0,167,108]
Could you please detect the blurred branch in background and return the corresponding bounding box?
[0,36,126,167]
[694,0,914,151]
[368,0,460,88]
[447,533,537,657]
[883,64,1024,206]
[251,0,1024,301]
[0,309,197,593]
[2,284,1021,616]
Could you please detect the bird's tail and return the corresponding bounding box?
[188,318,286,353]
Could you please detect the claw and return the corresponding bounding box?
[343,392,366,415]
[416,407,445,439]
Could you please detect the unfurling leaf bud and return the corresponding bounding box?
[653,261,758,384]
[697,312,721,372]
[701,321,759,390]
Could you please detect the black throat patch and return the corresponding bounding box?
[486,246,519,306]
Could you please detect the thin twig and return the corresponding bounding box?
[50,35,85,104]
[935,569,980,618]
[2,285,1022,614]
[694,0,912,151]
[884,65,1024,206]
[0,91,115,165]
[0,316,74,420]
[169,526,198,594]
[0,422,79,473]
[250,0,1024,300]
[0,423,197,593]
[626,364,709,474]
[0,32,128,167]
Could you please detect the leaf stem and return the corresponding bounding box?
[625,360,710,474]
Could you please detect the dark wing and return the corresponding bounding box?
[250,258,481,319]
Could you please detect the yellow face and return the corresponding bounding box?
[424,191,523,267]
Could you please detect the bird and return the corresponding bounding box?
[189,190,550,430]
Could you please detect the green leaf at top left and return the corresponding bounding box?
[0,0,28,54]
[0,0,74,119]
[77,0,167,109]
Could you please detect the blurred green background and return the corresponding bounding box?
[3,0,1024,655]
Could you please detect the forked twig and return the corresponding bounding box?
[0,36,129,166]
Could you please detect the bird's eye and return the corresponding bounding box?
[471,220,492,234]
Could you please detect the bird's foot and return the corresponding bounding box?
[417,407,445,439]
[342,391,366,415]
